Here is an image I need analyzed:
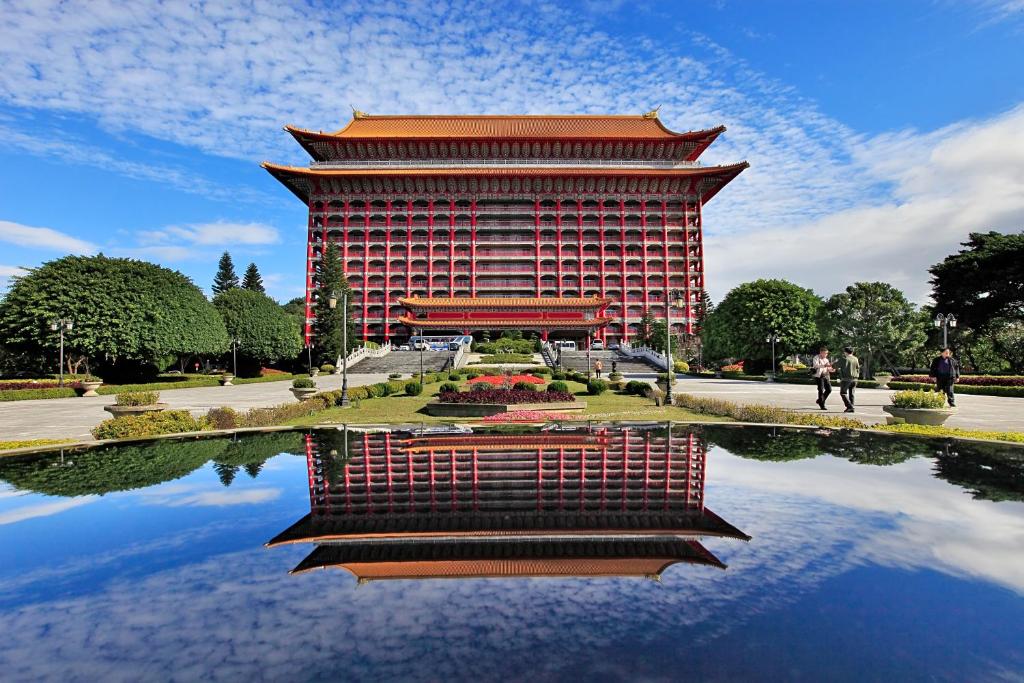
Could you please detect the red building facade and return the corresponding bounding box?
[264,112,747,345]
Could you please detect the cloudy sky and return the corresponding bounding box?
[0,0,1022,304]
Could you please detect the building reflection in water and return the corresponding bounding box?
[268,425,749,582]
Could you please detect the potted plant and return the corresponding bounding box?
[104,391,168,416]
[882,389,956,426]
[872,372,893,390]
[77,375,103,397]
[290,377,318,401]
[220,372,234,386]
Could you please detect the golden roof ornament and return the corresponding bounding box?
[642,106,662,119]
[350,105,368,119]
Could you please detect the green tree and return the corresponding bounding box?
[819,282,927,377]
[311,242,357,365]
[241,262,265,293]
[702,279,822,369]
[213,288,303,376]
[930,231,1024,333]
[637,308,656,347]
[212,251,239,295]
[0,255,228,380]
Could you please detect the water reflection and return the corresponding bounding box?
[269,425,749,581]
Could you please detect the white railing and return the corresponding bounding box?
[339,342,391,369]
[311,158,700,170]
[619,342,670,370]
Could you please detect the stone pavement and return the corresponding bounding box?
[0,373,391,442]
[669,376,1024,432]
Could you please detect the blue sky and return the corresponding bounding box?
[1,0,1022,304]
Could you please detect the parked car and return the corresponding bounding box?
[398,344,411,351]
[591,339,604,350]
[607,342,620,351]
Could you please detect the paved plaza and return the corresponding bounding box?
[1,373,1021,443]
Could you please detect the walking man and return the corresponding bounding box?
[594,359,603,379]
[812,347,833,410]
[929,347,960,407]
[834,346,860,413]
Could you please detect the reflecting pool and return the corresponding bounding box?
[1,425,1022,681]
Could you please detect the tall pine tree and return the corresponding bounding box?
[242,262,265,293]
[312,242,357,365]
[212,251,239,295]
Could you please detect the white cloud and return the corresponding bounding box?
[122,221,280,262]
[0,495,99,526]
[705,105,1024,303]
[0,220,97,254]
[138,485,281,508]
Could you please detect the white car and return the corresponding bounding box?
[398,344,410,351]
[591,339,604,350]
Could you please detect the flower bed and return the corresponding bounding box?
[440,389,573,404]
[467,374,545,386]
[481,410,573,423]
[892,374,1024,387]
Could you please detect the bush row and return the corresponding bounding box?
[439,389,575,404]
[673,393,866,429]
[875,423,1024,443]
[92,410,212,440]
[0,388,78,401]
[775,375,880,389]
[893,374,1024,387]
[887,382,1024,398]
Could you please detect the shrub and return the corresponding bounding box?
[891,389,947,409]
[530,367,552,376]
[463,369,481,379]
[114,391,160,406]
[673,393,866,429]
[645,387,666,406]
[625,380,647,396]
[887,381,1024,398]
[438,382,459,394]
[471,382,491,392]
[292,377,316,389]
[551,371,566,381]
[673,360,689,373]
[721,364,744,373]
[405,380,423,396]
[608,372,623,381]
[0,388,78,401]
[478,353,536,364]
[448,373,461,381]
[388,372,403,380]
[875,423,1024,443]
[891,374,1024,387]
[512,381,537,392]
[439,389,575,404]
[547,380,569,393]
[92,410,211,440]
[320,364,336,374]
[206,406,241,430]
[586,379,608,395]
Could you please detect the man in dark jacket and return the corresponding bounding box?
[929,347,960,407]
[834,346,861,413]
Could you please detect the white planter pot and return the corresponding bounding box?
[882,405,956,426]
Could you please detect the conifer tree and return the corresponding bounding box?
[242,262,265,293]
[212,251,239,295]
[311,242,357,365]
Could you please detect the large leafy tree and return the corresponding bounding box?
[702,279,821,369]
[929,232,1024,371]
[213,288,303,376]
[311,242,357,365]
[819,282,927,376]
[242,262,265,293]
[0,255,228,379]
[212,251,239,295]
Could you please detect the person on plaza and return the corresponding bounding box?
[594,359,603,378]
[611,360,617,374]
[812,347,833,410]
[929,347,960,407]
[834,346,861,413]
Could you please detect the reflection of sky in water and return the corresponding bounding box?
[0,433,1022,681]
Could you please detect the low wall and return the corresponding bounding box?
[424,400,586,417]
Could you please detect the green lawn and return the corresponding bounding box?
[284,379,729,426]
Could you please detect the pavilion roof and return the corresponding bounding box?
[398,316,611,329]
[288,538,726,578]
[285,113,725,141]
[262,161,748,204]
[399,296,609,309]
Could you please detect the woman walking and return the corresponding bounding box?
[812,347,834,410]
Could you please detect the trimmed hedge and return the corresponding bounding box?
[775,375,880,389]
[0,388,78,401]
[586,379,608,395]
[547,381,569,393]
[405,381,423,396]
[114,391,160,406]
[876,423,1024,443]
[674,393,865,429]
[888,382,1024,398]
[0,372,305,402]
[92,410,212,440]
[893,374,1024,387]
[439,389,575,404]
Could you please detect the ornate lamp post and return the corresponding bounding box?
[49,318,74,387]
[665,288,685,405]
[934,313,957,348]
[328,291,350,407]
[229,338,240,377]
[765,332,781,382]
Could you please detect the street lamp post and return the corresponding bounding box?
[934,313,957,348]
[665,289,684,405]
[765,332,781,382]
[587,332,592,377]
[328,291,350,407]
[49,318,74,387]
[230,338,239,377]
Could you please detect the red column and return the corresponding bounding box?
[427,199,434,299]
[534,199,542,296]
[406,199,413,297]
[383,199,392,343]
[640,199,650,334]
[449,198,456,296]
[470,198,478,297]
[619,198,628,344]
[362,433,373,512]
[555,197,563,298]
[662,199,672,336]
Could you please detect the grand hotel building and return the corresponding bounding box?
[264,112,747,345]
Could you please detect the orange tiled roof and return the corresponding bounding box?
[399,296,608,308]
[399,316,611,328]
[286,114,723,140]
[262,161,748,179]
[299,558,683,579]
